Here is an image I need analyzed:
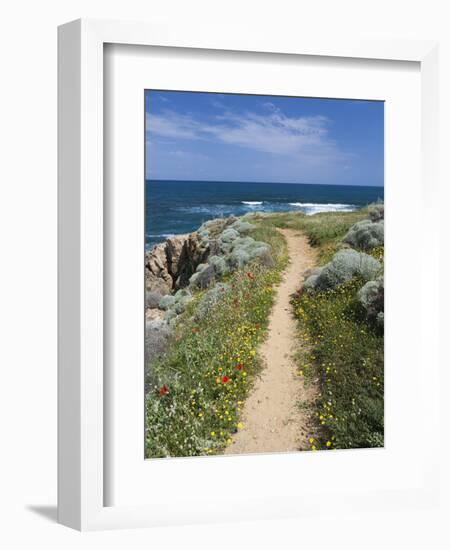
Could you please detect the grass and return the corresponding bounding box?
[293,279,384,449]
[145,224,288,458]
[249,209,368,262]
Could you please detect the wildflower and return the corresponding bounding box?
[326,441,331,447]
[308,437,314,444]
[237,422,244,430]
[210,431,215,437]
[236,363,243,371]
[191,327,199,334]
[158,385,168,397]
[246,272,254,280]
[221,375,229,384]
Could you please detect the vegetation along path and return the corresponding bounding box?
[225,229,318,455]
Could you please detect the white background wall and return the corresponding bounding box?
[0,1,448,548]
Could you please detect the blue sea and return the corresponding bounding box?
[145,180,384,249]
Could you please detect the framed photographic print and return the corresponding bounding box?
[58,19,440,530]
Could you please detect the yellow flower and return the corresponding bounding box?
[237,422,244,430]
[210,431,215,437]
[326,441,331,447]
[226,438,232,445]
[308,437,314,444]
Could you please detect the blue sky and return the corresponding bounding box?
[145,91,384,186]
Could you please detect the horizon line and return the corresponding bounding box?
[145,178,384,188]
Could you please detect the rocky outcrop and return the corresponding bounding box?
[145,215,272,305]
[145,232,211,296]
[145,243,174,296]
[173,234,211,288]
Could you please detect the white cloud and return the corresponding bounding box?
[146,107,346,162]
[167,150,209,161]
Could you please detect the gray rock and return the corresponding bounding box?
[146,290,163,309]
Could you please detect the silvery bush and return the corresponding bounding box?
[230,220,254,234]
[358,276,384,327]
[145,319,173,390]
[194,283,229,320]
[304,249,382,292]
[368,202,384,222]
[343,219,384,250]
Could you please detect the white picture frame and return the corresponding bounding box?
[58,18,440,531]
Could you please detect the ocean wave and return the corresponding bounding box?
[242,201,263,206]
[146,233,175,239]
[288,202,355,215]
[175,205,231,215]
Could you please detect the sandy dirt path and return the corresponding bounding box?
[225,229,317,455]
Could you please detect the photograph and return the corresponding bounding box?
[144,90,384,458]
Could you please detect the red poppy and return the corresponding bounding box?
[236,363,243,371]
[192,327,199,334]
[232,298,238,306]
[221,375,229,384]
[246,272,254,280]
[159,385,168,397]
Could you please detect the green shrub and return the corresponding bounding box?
[194,283,229,320]
[191,264,216,289]
[159,295,175,310]
[208,255,230,276]
[304,249,382,292]
[231,220,254,234]
[220,228,239,243]
[228,248,251,269]
[344,219,384,250]
[358,277,384,329]
[368,202,384,222]
[145,320,173,390]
